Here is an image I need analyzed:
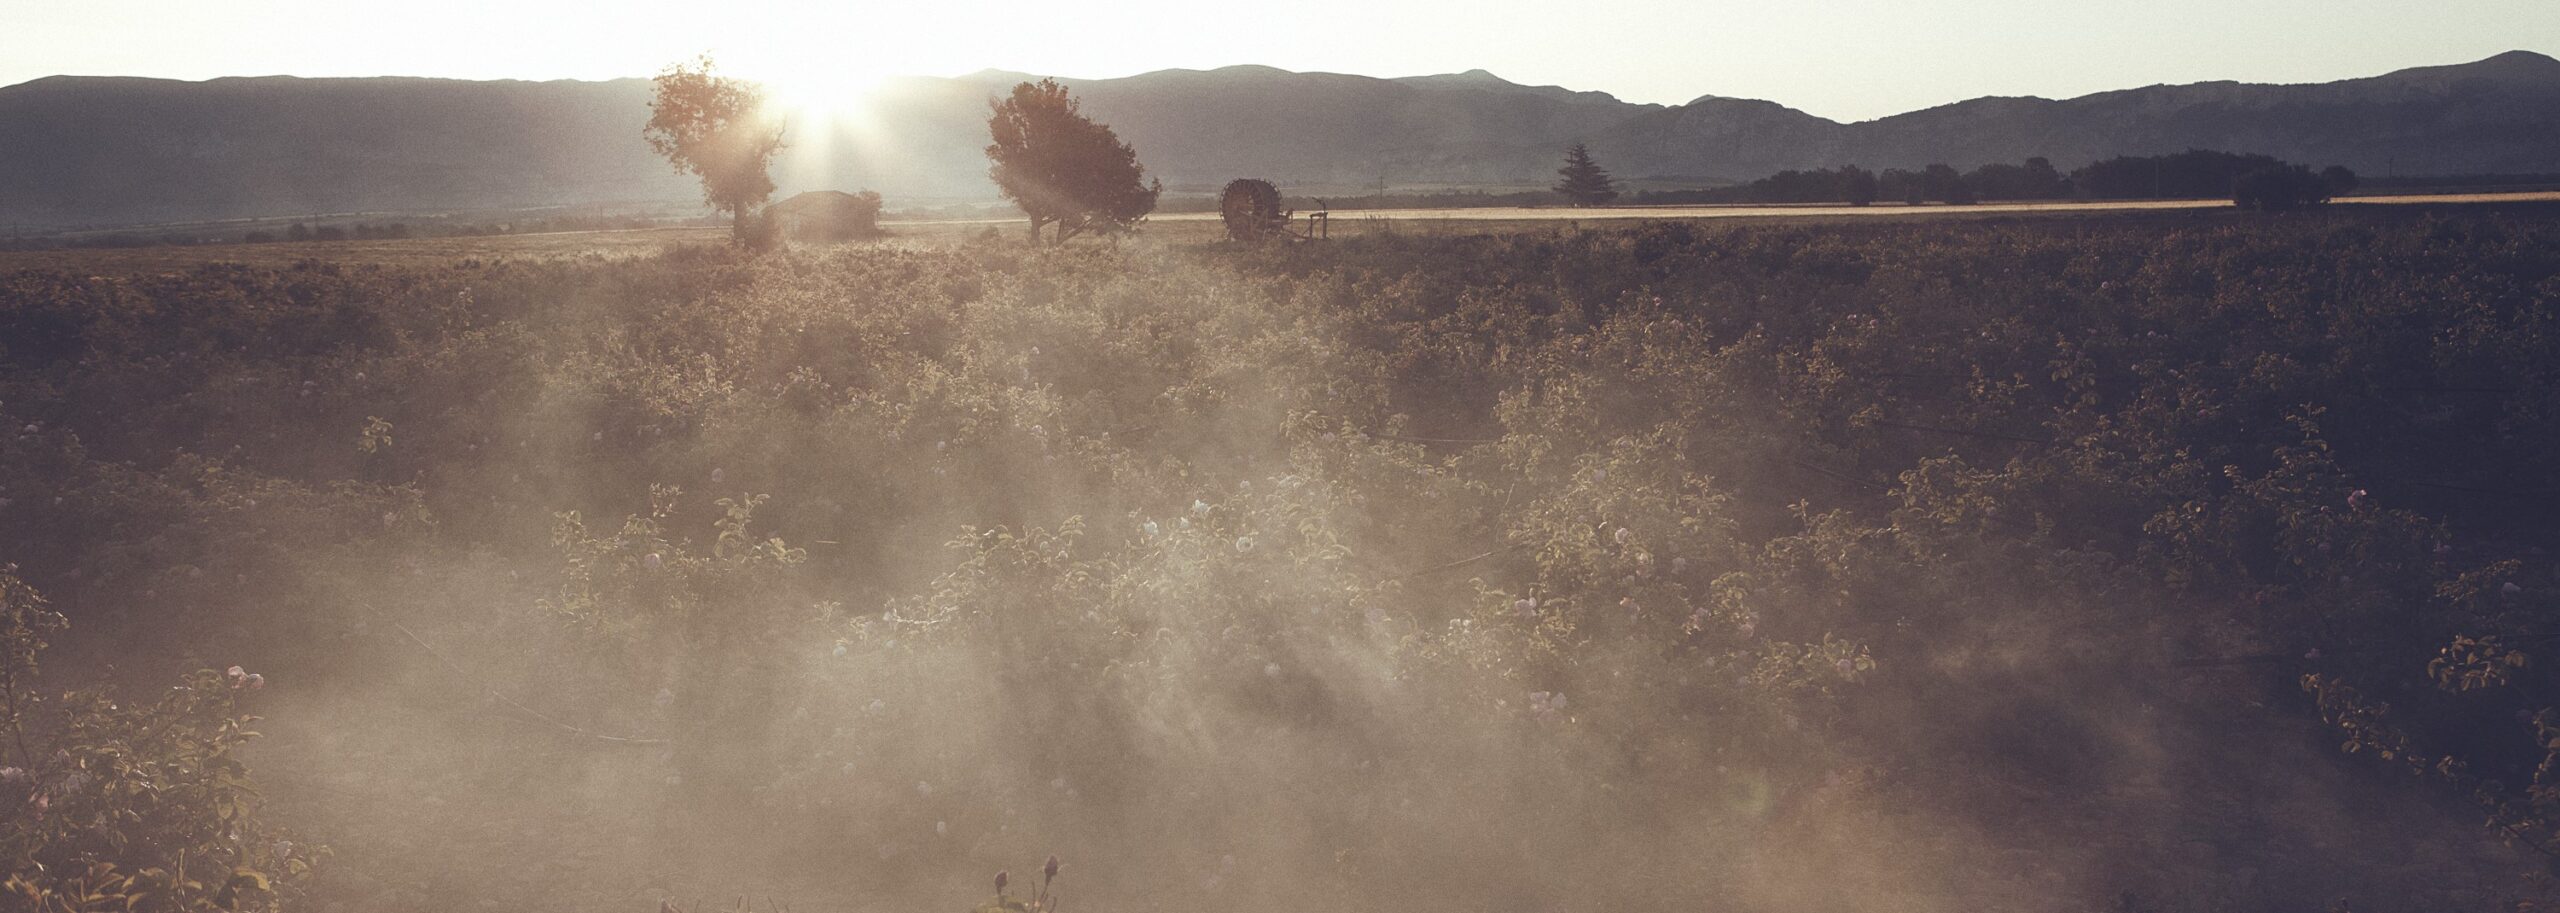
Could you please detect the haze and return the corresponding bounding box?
[9,0,2560,907]
[3,0,2554,121]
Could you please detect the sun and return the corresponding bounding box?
[717,17,944,127]
[700,26,952,191]
[721,50,908,190]
[740,57,892,127]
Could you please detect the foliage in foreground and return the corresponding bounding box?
[2,567,318,912]
[0,211,2554,911]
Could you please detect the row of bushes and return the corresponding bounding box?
[1635,150,2361,209]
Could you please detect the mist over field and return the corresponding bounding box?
[5,208,2560,912]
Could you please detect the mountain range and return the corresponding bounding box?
[2,51,2555,228]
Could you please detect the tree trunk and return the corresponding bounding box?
[731,206,749,246]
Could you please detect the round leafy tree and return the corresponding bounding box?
[985,79,1161,244]
[645,56,787,246]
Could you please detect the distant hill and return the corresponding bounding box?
[0,76,686,228]
[3,51,2556,228]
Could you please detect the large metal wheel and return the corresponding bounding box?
[1220,178,1285,243]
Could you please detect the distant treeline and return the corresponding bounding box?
[2357,173,2560,193]
[1,213,680,252]
[1160,189,1565,214]
[1285,190,1564,211]
[1636,149,2361,209]
[241,221,418,244]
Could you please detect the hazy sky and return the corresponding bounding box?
[4,0,2555,121]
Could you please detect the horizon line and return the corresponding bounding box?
[4,48,2550,127]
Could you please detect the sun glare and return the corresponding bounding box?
[727,50,911,191]
[708,12,965,190]
[721,17,934,127]
[743,58,892,139]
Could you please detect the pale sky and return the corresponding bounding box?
[3,0,2555,122]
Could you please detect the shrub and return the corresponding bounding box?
[1,566,321,912]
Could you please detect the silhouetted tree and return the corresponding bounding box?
[2075,149,2291,200]
[2233,165,2335,211]
[1842,166,1879,206]
[1729,168,1836,203]
[645,56,787,246]
[2321,165,2361,197]
[2026,157,2067,196]
[1554,143,1619,206]
[1920,163,1973,204]
[285,222,311,242]
[1965,157,2070,200]
[985,79,1161,244]
[1879,168,1924,204]
[1627,164,1876,205]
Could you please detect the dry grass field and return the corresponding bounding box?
[12,191,2555,277]
[8,200,2560,912]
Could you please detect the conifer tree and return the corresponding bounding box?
[1554,143,1620,206]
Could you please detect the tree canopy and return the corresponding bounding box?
[2074,149,2293,200]
[2233,165,2339,211]
[986,79,1160,243]
[1554,143,1619,206]
[645,56,787,246]
[1634,150,2358,208]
